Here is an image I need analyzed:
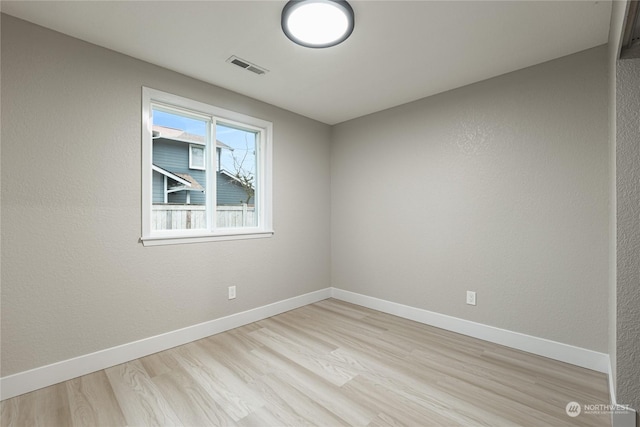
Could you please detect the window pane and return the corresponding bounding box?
[151,107,208,231]
[216,123,258,228]
[190,145,205,170]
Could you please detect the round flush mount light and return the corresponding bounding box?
[282,0,355,48]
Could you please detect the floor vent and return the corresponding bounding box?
[226,56,268,75]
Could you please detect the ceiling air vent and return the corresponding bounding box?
[226,56,269,75]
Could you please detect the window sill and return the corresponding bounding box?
[141,230,274,246]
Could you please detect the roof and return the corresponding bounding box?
[173,172,204,191]
[152,164,204,192]
[152,164,191,186]
[153,124,232,150]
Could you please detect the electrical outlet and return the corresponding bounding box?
[228,286,236,300]
[466,291,476,306]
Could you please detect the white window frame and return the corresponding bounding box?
[142,87,273,246]
[189,144,206,170]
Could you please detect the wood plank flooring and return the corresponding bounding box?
[1,299,611,426]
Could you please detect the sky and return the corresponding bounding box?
[153,108,257,175]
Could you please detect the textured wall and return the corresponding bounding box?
[616,57,640,413]
[1,15,332,376]
[332,46,610,352]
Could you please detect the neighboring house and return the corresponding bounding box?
[152,125,254,206]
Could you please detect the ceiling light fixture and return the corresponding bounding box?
[281,0,355,48]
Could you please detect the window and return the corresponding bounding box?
[142,87,273,246]
[189,144,205,170]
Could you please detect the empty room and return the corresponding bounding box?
[1,1,639,426]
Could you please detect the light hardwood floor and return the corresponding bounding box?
[1,299,611,426]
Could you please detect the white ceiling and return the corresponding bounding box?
[1,1,612,125]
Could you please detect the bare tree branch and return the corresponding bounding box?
[228,134,255,205]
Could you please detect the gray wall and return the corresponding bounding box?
[332,46,610,352]
[616,56,640,414]
[0,12,623,388]
[1,15,332,376]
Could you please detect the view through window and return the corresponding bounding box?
[142,88,272,245]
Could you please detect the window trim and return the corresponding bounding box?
[141,87,273,246]
[188,144,206,170]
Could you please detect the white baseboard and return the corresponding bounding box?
[0,288,331,401]
[1,287,612,401]
[330,288,610,374]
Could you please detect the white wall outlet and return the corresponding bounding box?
[466,291,476,306]
[228,286,236,300]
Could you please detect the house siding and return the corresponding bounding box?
[152,138,206,205]
[152,170,164,203]
[152,138,254,206]
[217,172,254,205]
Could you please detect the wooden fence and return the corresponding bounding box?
[152,204,256,230]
